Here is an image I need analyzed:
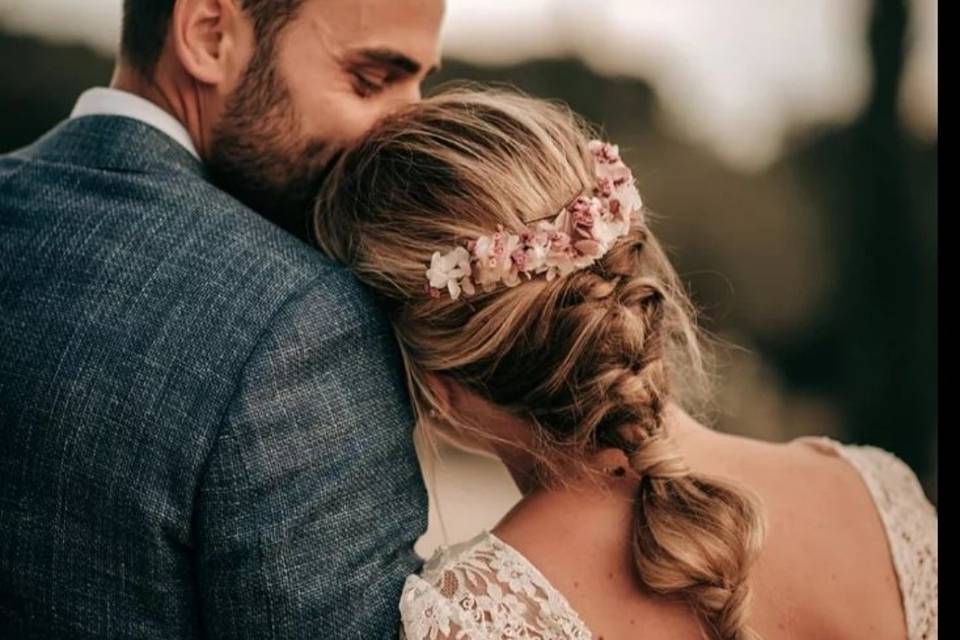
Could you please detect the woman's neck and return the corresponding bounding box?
[492,401,718,497]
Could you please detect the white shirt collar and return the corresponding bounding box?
[71,87,201,160]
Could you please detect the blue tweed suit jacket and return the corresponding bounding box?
[0,115,428,638]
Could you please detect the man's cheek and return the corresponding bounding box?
[334,105,388,142]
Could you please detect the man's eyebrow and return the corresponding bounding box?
[352,47,439,76]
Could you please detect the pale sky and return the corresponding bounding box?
[0,0,937,172]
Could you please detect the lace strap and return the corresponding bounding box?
[399,531,592,639]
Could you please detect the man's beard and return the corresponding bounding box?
[207,46,332,242]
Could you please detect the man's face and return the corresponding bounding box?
[208,0,444,238]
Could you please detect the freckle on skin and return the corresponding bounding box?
[573,581,579,588]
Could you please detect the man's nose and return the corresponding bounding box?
[388,82,423,110]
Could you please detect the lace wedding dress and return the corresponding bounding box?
[399,436,938,639]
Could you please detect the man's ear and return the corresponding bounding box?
[170,0,251,86]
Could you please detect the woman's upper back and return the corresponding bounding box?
[787,436,937,640]
[400,433,937,639]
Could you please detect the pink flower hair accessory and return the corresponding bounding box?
[425,140,644,300]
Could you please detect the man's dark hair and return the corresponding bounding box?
[121,0,305,77]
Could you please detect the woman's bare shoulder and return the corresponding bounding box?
[740,435,909,640]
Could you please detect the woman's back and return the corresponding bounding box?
[401,407,937,639]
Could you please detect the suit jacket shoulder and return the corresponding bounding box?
[0,115,427,639]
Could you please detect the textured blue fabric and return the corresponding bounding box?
[0,115,427,639]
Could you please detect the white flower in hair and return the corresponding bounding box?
[424,139,644,300]
[426,245,473,300]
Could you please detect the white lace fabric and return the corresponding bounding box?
[399,530,591,640]
[400,435,938,639]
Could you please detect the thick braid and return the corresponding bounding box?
[626,428,765,640]
[573,242,766,640]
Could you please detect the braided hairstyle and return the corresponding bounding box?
[315,87,767,640]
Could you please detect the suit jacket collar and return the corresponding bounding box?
[18,115,208,181]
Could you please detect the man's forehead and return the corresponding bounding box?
[304,0,444,69]
[351,0,445,29]
[304,0,444,41]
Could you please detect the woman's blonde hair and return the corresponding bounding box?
[315,87,766,640]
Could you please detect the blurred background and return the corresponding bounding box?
[0,0,937,556]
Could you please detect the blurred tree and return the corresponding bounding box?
[778,0,937,498]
